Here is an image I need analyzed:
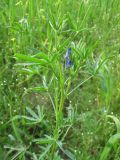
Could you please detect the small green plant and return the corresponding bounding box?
[15,47,91,159]
[15,44,113,159]
[0,0,120,159]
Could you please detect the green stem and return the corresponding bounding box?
[50,63,65,158]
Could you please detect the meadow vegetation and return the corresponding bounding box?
[0,0,120,159]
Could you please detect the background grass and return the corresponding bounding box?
[0,0,120,159]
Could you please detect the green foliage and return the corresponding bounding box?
[100,116,120,160]
[0,0,120,159]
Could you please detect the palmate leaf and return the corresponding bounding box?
[25,106,44,124]
[10,106,44,125]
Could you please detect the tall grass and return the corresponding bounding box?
[0,0,120,159]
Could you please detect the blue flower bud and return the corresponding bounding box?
[65,48,73,68]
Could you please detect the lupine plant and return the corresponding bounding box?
[0,0,120,160]
[14,45,113,159]
[15,47,91,159]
